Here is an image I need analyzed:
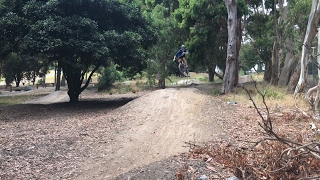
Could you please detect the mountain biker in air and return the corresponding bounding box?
[173,45,189,70]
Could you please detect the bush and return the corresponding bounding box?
[37,78,44,85]
[263,89,284,100]
[97,64,123,91]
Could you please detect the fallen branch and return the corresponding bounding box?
[242,82,320,171]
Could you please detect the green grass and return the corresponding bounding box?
[198,76,209,82]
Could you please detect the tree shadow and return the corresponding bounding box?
[0,97,137,122]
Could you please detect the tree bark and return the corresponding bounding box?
[278,38,295,87]
[271,0,286,85]
[287,61,301,93]
[55,64,61,91]
[234,18,242,87]
[208,65,215,82]
[61,73,66,86]
[295,0,320,95]
[222,0,237,94]
[66,73,81,103]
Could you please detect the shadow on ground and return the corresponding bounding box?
[113,153,219,180]
[0,98,137,122]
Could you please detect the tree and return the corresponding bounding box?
[286,0,312,92]
[244,1,274,82]
[222,0,238,93]
[239,43,260,73]
[174,0,228,82]
[294,0,320,94]
[147,5,178,88]
[174,0,246,83]
[22,0,156,102]
[0,0,30,85]
[2,53,24,87]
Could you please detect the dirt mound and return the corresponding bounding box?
[1,86,227,180]
[75,88,224,179]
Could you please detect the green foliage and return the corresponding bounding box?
[145,4,180,87]
[285,0,312,55]
[2,52,23,86]
[198,76,209,82]
[145,60,158,87]
[0,0,157,102]
[211,88,221,95]
[239,43,260,72]
[98,64,123,91]
[37,78,43,85]
[263,89,284,100]
[174,0,247,80]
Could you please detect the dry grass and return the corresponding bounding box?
[0,94,47,106]
[223,75,310,114]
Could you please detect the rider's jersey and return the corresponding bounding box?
[175,48,189,58]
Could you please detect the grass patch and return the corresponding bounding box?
[0,95,41,106]
[107,80,151,94]
[211,88,221,95]
[198,76,209,82]
[222,80,306,110]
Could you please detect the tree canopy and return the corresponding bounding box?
[0,0,157,102]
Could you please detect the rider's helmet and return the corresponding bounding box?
[181,45,186,49]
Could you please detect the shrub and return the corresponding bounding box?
[263,89,284,100]
[97,64,123,91]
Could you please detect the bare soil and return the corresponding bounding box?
[1,83,318,179]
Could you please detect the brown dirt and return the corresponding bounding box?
[2,83,317,179]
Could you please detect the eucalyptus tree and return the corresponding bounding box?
[285,0,313,92]
[294,0,320,94]
[245,1,274,82]
[174,0,228,82]
[23,0,156,102]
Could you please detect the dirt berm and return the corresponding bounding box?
[75,88,225,179]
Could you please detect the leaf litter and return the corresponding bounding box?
[1,85,320,179]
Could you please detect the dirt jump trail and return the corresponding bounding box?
[75,88,224,179]
[23,89,69,104]
[2,86,226,179]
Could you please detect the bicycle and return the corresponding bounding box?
[173,55,189,77]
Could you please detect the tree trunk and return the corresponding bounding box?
[55,64,61,91]
[208,65,215,82]
[234,18,242,87]
[61,73,66,86]
[278,38,295,87]
[264,57,272,82]
[287,61,301,93]
[271,40,279,85]
[43,74,46,85]
[66,75,81,103]
[222,0,237,94]
[295,0,320,95]
[270,0,280,85]
[158,59,166,89]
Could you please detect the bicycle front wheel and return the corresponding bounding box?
[178,63,188,77]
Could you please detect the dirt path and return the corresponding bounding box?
[74,88,223,179]
[1,86,226,179]
[23,89,69,104]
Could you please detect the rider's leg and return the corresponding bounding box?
[182,57,188,67]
